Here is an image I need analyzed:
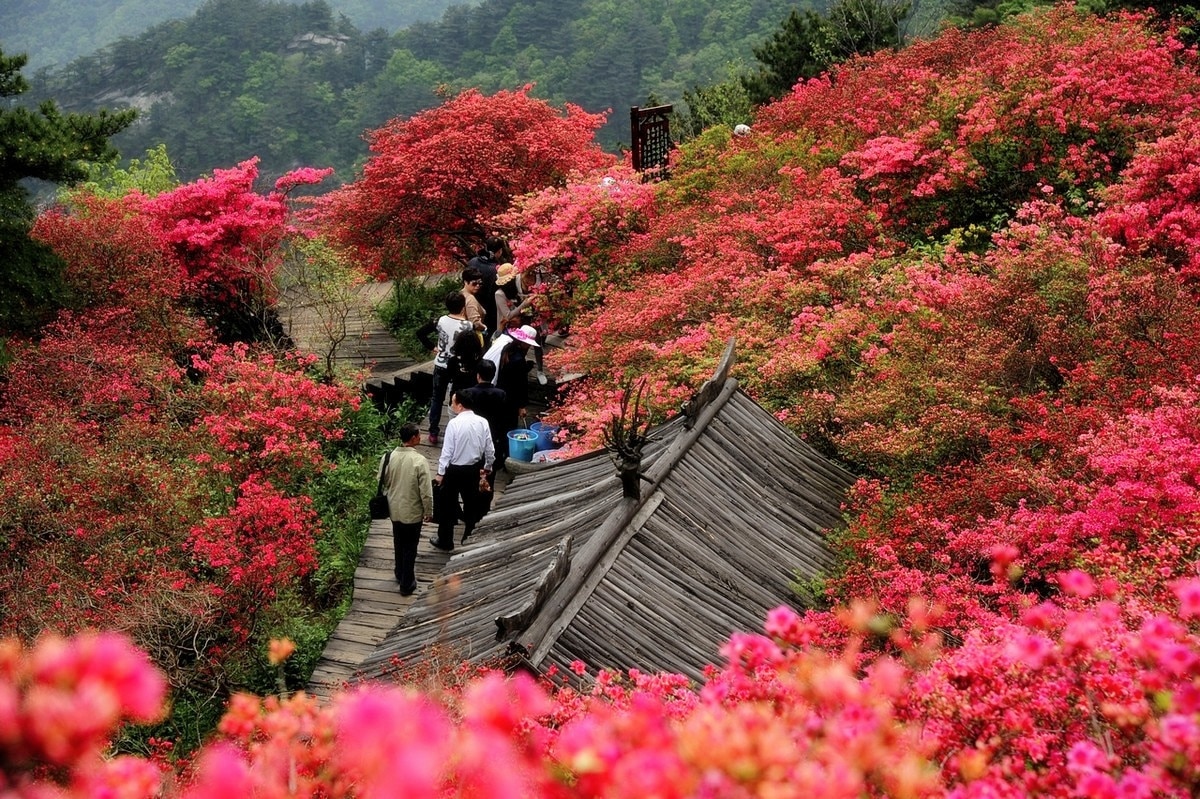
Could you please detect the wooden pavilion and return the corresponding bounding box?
[355,341,856,683]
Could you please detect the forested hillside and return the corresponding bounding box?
[26,0,815,182]
[0,0,469,70]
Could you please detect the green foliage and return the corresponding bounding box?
[789,571,832,610]
[70,143,179,199]
[0,190,66,334]
[25,0,809,181]
[0,47,135,334]
[676,74,754,140]
[308,449,377,603]
[377,276,461,358]
[114,683,228,756]
[741,7,834,105]
[278,236,374,383]
[741,0,911,106]
[1,0,471,72]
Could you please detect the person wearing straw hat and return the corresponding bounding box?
[494,263,534,334]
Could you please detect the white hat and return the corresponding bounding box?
[509,325,540,347]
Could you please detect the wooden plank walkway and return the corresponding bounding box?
[278,280,415,375]
[276,278,562,697]
[276,278,444,696]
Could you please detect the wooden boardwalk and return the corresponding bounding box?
[278,280,415,375]
[306,457,445,698]
[278,278,504,696]
[277,279,559,696]
[306,460,516,697]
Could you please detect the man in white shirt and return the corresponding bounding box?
[431,391,496,550]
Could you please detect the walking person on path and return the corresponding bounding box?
[431,391,495,551]
[461,360,508,507]
[378,423,434,596]
[424,292,473,447]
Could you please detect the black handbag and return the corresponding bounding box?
[369,450,391,520]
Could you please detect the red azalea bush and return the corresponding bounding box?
[139,158,330,304]
[1,169,360,739]
[188,343,353,485]
[1098,115,1200,275]
[500,6,1200,627]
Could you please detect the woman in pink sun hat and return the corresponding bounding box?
[488,323,540,449]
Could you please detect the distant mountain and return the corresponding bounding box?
[23,0,817,183]
[0,0,472,70]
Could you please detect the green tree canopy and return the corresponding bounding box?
[0,48,135,334]
[740,0,911,106]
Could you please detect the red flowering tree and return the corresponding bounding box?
[138,158,331,342]
[314,86,614,275]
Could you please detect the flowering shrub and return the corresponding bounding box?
[188,342,355,485]
[2,159,363,751]
[4,578,1198,798]
[138,158,330,340]
[0,632,166,799]
[497,8,1200,643]
[1098,115,1200,276]
[186,478,319,623]
[499,166,660,324]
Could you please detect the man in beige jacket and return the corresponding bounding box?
[378,423,434,595]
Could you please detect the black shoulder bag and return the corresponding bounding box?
[369,450,392,520]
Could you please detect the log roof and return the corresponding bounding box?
[357,343,856,683]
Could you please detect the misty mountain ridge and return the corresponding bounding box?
[0,0,471,70]
[21,0,811,183]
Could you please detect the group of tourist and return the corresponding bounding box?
[377,240,550,594]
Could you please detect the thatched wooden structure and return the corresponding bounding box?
[356,341,856,683]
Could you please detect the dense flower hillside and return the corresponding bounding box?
[0,160,379,746]
[4,6,1200,798]
[509,7,1200,634]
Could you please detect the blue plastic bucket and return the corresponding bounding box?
[507,429,538,462]
[529,421,560,452]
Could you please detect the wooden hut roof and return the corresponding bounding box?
[357,343,856,683]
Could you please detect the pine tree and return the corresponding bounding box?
[741,0,911,106]
[0,48,136,335]
[740,8,833,105]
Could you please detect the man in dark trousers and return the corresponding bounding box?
[461,360,508,511]
[378,423,434,595]
[462,360,507,463]
[431,391,495,550]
